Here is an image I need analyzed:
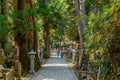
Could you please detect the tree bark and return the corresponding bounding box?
[1,0,8,52]
[43,22,50,58]
[1,0,8,14]
[74,0,86,48]
[14,0,30,73]
[38,0,50,58]
[29,0,38,56]
[74,0,87,71]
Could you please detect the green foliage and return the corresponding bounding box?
[37,0,77,44]
[65,0,78,40]
[85,1,120,53]
[9,7,39,37]
[85,0,95,14]
[85,0,120,79]
[0,15,11,42]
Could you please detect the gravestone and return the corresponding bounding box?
[0,49,5,65]
[0,49,4,58]
[0,65,4,78]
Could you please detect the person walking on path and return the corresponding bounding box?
[60,50,64,58]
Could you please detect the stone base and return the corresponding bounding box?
[29,71,35,75]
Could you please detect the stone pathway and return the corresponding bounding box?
[31,51,78,80]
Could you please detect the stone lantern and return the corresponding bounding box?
[29,50,36,75]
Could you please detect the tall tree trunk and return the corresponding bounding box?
[1,0,8,52]
[43,22,50,58]
[29,0,38,56]
[74,0,87,72]
[0,0,1,14]
[1,0,8,14]
[74,0,86,48]
[14,0,30,74]
[38,0,50,58]
[33,26,38,56]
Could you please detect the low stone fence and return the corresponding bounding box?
[0,65,14,80]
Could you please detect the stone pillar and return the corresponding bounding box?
[38,49,40,59]
[72,49,77,63]
[29,50,36,75]
[40,48,44,63]
[67,48,70,59]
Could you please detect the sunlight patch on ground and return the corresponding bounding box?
[43,63,68,67]
[50,56,58,57]
[42,78,54,80]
